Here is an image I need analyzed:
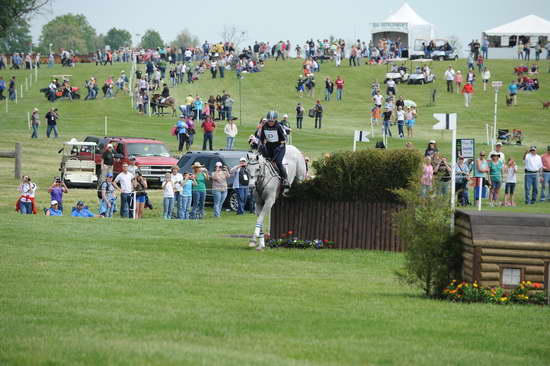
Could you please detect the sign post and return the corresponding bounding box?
[491,81,503,149]
[433,113,457,233]
[353,130,370,152]
[456,138,475,160]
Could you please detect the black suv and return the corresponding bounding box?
[177,150,252,211]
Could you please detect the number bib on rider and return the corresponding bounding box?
[265,130,279,143]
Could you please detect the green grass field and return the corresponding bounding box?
[1,58,549,365]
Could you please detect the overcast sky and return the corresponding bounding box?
[30,0,550,48]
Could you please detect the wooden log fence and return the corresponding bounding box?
[270,199,404,251]
[0,143,22,179]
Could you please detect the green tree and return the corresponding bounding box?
[170,29,199,48]
[104,27,132,50]
[38,13,98,54]
[393,185,462,297]
[0,0,50,34]
[0,18,33,54]
[140,30,164,49]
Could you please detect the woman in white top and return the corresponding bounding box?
[224,120,238,151]
[482,67,491,92]
[18,176,36,214]
[504,158,518,207]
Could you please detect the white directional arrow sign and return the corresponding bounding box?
[353,130,370,151]
[433,113,457,130]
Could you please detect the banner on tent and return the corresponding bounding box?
[371,22,408,33]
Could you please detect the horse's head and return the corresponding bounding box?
[246,153,261,188]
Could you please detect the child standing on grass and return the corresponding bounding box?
[420,156,434,197]
[181,172,195,220]
[504,158,518,206]
[371,105,380,126]
[162,173,174,219]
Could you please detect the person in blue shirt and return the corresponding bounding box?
[45,200,63,216]
[181,172,195,220]
[0,76,6,100]
[194,96,203,120]
[508,81,518,106]
[71,200,97,217]
[176,116,188,152]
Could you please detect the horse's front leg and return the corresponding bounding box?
[256,197,275,250]
[250,199,263,247]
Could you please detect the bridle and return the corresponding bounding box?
[247,157,280,197]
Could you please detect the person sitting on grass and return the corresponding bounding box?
[71,200,98,218]
[45,200,62,216]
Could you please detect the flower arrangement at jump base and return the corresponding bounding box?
[443,280,547,305]
[266,231,336,249]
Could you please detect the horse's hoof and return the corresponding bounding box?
[248,242,257,248]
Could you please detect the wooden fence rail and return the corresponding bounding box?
[0,143,22,179]
[270,200,404,251]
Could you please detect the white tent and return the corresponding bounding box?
[485,15,550,37]
[370,3,435,58]
[482,15,550,59]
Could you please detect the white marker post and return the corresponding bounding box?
[20,85,23,99]
[133,191,137,220]
[433,113,458,232]
[27,111,31,129]
[25,77,28,91]
[5,98,8,113]
[491,81,502,149]
[353,130,370,152]
[477,177,483,211]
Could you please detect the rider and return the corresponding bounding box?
[259,111,289,187]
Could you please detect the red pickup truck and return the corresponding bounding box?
[84,136,178,182]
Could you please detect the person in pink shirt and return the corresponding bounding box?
[454,71,463,94]
[335,76,345,101]
[540,145,550,202]
[420,156,434,197]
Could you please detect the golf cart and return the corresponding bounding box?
[409,39,428,59]
[384,58,410,83]
[59,138,98,187]
[431,39,459,61]
[408,59,435,85]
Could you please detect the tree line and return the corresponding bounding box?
[0,2,199,54]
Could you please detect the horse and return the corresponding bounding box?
[246,144,307,250]
[151,94,177,116]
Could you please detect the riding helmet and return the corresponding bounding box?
[266,110,278,121]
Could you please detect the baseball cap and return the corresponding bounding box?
[51,200,58,206]
[529,145,537,151]
[495,142,502,146]
[215,161,222,167]
[240,157,246,162]
[429,140,436,144]
[106,172,113,178]
[77,200,85,206]
[107,144,113,149]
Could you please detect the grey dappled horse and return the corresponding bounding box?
[246,145,307,250]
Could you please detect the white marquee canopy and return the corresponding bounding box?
[371,3,435,57]
[484,15,550,37]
